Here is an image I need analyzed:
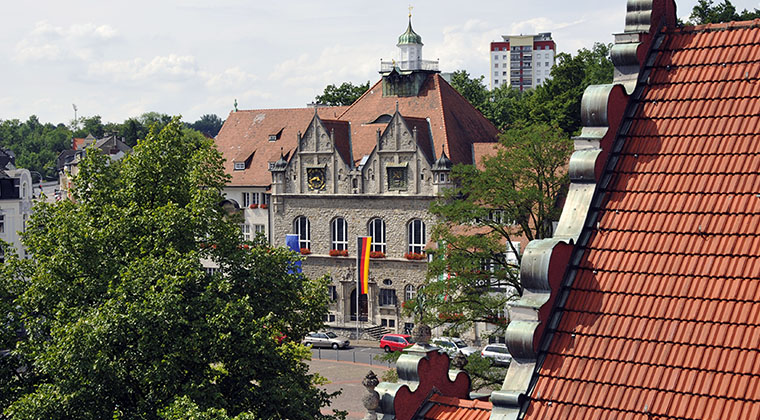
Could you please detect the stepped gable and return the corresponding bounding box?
[336,74,498,166]
[524,14,760,420]
[215,106,347,187]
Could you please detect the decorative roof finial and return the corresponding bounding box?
[234,99,238,112]
[408,4,413,19]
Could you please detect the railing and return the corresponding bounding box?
[380,59,440,72]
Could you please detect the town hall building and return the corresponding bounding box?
[215,17,499,335]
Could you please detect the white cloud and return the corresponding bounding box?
[269,44,389,89]
[204,66,259,90]
[14,21,118,62]
[429,19,501,73]
[88,54,199,82]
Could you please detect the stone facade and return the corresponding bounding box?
[270,112,451,331]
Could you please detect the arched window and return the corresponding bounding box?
[407,219,426,254]
[405,285,416,301]
[331,217,348,251]
[368,218,386,254]
[293,216,310,250]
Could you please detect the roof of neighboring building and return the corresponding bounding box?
[416,395,492,420]
[217,74,498,187]
[524,18,760,420]
[215,107,348,187]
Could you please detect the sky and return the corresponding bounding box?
[2,0,759,125]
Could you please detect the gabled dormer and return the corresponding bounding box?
[362,109,435,195]
[285,112,353,194]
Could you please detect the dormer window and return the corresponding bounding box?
[268,128,284,142]
[234,162,245,171]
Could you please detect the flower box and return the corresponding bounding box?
[259,204,268,209]
[404,252,426,260]
[438,312,464,322]
[369,251,386,259]
[300,248,311,255]
[249,204,258,209]
[329,249,349,257]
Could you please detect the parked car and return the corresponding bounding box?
[481,343,512,366]
[380,333,415,352]
[431,337,479,357]
[303,331,350,349]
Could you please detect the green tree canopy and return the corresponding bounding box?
[448,43,613,135]
[412,123,572,337]
[189,114,224,138]
[689,0,760,24]
[315,81,370,106]
[1,118,342,419]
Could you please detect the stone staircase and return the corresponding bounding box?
[364,325,389,340]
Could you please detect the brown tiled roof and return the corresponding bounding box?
[320,119,352,166]
[417,395,492,420]
[525,20,760,420]
[472,142,498,170]
[215,107,347,187]
[336,74,498,166]
[217,74,498,186]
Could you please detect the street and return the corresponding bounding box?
[308,344,394,419]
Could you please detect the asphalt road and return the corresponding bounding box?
[309,344,393,368]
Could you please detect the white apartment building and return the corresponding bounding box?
[490,32,556,91]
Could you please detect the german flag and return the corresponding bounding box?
[357,236,371,294]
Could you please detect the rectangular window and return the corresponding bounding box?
[254,224,265,234]
[0,214,5,233]
[234,162,245,171]
[263,194,271,205]
[379,289,397,307]
[242,192,250,207]
[494,63,498,68]
[327,285,338,301]
[494,55,498,60]
[389,319,396,328]
[241,223,251,241]
[251,192,260,205]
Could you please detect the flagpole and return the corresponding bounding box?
[356,250,359,340]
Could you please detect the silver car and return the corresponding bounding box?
[303,331,350,349]
[432,337,479,357]
[481,343,512,366]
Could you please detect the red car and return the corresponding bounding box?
[379,334,415,352]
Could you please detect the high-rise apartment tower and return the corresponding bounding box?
[489,32,556,91]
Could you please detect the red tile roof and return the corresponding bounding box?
[418,395,492,420]
[525,20,760,420]
[337,74,498,167]
[216,74,498,186]
[215,107,347,187]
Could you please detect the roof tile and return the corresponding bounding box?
[526,20,760,420]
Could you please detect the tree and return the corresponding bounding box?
[1,118,343,420]
[525,43,614,136]
[690,0,760,24]
[315,81,370,106]
[410,123,572,338]
[448,70,490,116]
[189,114,224,138]
[447,44,613,136]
